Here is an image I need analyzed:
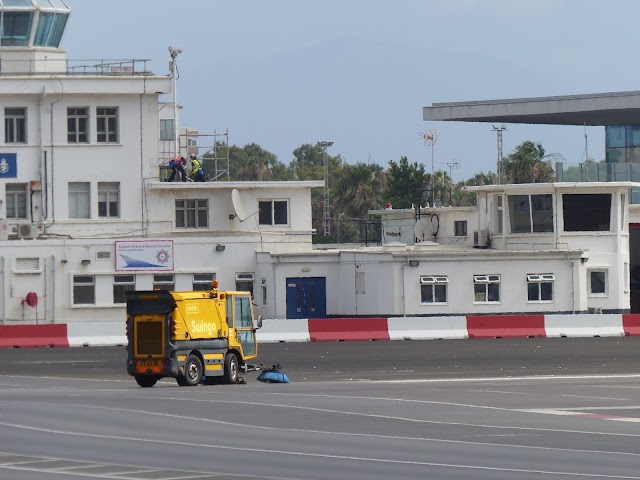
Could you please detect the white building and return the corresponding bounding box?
[0,2,322,324]
[0,2,635,326]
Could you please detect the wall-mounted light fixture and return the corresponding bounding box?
[215,244,225,252]
[408,260,419,267]
[81,259,91,265]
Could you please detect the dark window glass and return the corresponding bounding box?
[563,194,611,232]
[258,200,272,225]
[590,271,606,294]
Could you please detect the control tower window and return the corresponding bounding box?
[34,11,68,48]
[1,11,34,46]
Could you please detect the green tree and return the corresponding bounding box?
[383,156,431,209]
[451,171,498,206]
[227,143,291,181]
[503,141,554,184]
[332,162,386,242]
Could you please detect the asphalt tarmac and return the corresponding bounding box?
[0,338,639,479]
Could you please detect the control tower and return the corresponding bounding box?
[0,0,71,74]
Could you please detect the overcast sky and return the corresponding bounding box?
[63,1,633,181]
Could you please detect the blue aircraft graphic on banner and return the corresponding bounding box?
[0,154,17,178]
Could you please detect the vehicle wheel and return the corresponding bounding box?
[135,375,158,388]
[176,375,188,387]
[184,355,203,386]
[224,353,239,384]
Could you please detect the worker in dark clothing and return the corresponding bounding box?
[168,156,187,182]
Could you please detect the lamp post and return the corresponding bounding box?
[169,46,183,158]
[317,141,333,237]
[492,124,507,184]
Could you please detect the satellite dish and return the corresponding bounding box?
[414,219,430,242]
[231,189,249,222]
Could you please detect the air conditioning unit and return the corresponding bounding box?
[473,230,489,248]
[18,223,38,239]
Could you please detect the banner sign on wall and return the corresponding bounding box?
[0,154,17,178]
[115,240,174,271]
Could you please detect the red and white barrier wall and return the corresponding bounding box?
[1,314,640,347]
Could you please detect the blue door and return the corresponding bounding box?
[286,277,326,319]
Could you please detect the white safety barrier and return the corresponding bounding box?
[544,314,625,338]
[67,322,127,347]
[387,316,468,340]
[256,319,310,343]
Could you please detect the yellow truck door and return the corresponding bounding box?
[230,294,257,358]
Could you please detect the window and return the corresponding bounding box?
[563,194,611,232]
[159,119,175,141]
[5,183,27,219]
[153,274,174,291]
[193,273,215,291]
[508,194,553,233]
[527,274,554,302]
[67,107,88,143]
[589,270,607,295]
[236,272,255,298]
[98,182,119,218]
[261,278,267,306]
[34,12,69,48]
[454,221,467,237]
[73,275,95,305]
[96,107,118,143]
[113,274,135,304]
[175,199,208,228]
[5,107,26,143]
[474,274,500,303]
[1,11,33,46]
[68,182,90,218]
[420,275,448,304]
[235,295,253,328]
[259,200,289,226]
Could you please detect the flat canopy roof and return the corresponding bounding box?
[423,90,640,126]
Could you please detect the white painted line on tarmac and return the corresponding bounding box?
[0,419,639,479]
[562,395,629,401]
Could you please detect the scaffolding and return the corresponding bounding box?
[160,128,230,181]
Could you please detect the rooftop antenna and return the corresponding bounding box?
[421,130,437,207]
[492,125,507,184]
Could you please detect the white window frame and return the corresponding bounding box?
[67,107,89,143]
[73,275,95,305]
[153,274,175,291]
[588,269,608,297]
[96,106,119,143]
[236,272,255,297]
[473,274,501,303]
[453,221,467,237]
[258,199,289,226]
[5,183,28,219]
[193,273,216,291]
[68,182,90,219]
[113,274,135,304]
[261,277,267,306]
[5,107,26,143]
[175,199,209,229]
[526,274,554,303]
[98,182,120,218]
[420,275,448,304]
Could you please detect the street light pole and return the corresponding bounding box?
[317,141,333,237]
[169,46,183,159]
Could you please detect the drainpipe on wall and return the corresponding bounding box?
[1,256,4,324]
[565,252,577,314]
[51,255,56,324]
